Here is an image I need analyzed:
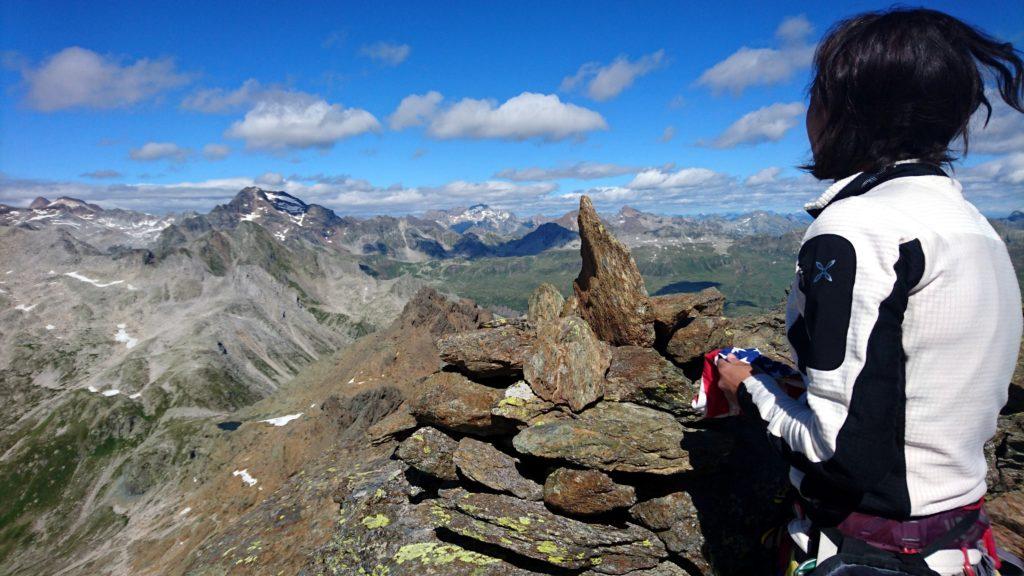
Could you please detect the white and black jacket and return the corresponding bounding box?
[738,162,1023,519]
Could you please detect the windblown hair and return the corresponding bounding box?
[804,8,1024,180]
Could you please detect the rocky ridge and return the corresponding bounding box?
[306,196,805,575]
[303,195,1024,576]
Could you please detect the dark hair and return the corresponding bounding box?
[804,7,1024,180]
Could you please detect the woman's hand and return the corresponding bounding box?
[717,354,753,406]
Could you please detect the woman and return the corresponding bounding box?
[716,8,1023,576]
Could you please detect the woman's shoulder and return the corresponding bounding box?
[803,194,909,244]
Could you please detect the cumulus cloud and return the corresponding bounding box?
[627,167,721,190]
[5,157,1021,217]
[705,102,806,148]
[225,91,380,150]
[969,92,1024,155]
[202,143,231,160]
[413,92,607,141]
[360,41,411,66]
[746,167,782,185]
[80,169,122,180]
[697,16,815,95]
[181,79,266,113]
[129,142,190,162]
[388,91,443,129]
[561,50,666,101]
[964,152,1024,185]
[18,46,190,111]
[495,162,640,182]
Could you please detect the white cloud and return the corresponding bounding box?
[659,126,676,143]
[627,167,720,190]
[970,93,1024,155]
[697,16,815,95]
[225,91,380,150]
[495,162,640,182]
[20,46,190,111]
[388,91,443,129]
[182,79,265,113]
[202,143,231,160]
[561,50,666,101]
[706,102,806,148]
[4,158,1020,217]
[360,42,411,66]
[775,15,815,44]
[424,92,607,141]
[964,152,1024,185]
[129,142,190,162]
[746,167,782,185]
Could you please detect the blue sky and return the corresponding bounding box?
[1,0,1022,216]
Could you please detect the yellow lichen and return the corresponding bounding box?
[393,542,500,566]
[360,514,391,529]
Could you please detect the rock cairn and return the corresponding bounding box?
[388,196,791,575]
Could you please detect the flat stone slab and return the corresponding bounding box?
[409,371,515,436]
[453,437,543,501]
[543,467,636,516]
[604,345,700,420]
[512,402,693,475]
[430,488,666,574]
[437,325,535,377]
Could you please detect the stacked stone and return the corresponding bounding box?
[391,196,785,575]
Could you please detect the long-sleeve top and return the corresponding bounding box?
[738,162,1022,519]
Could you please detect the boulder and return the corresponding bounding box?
[452,437,543,501]
[512,401,694,474]
[437,324,535,377]
[490,381,562,427]
[543,467,636,516]
[648,288,726,329]
[527,283,565,325]
[727,309,792,363]
[429,488,666,574]
[523,316,611,412]
[630,492,708,570]
[664,316,731,365]
[395,426,459,481]
[367,406,419,446]
[409,371,514,436]
[573,195,655,347]
[604,345,700,419]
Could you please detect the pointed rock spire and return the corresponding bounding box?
[573,195,655,346]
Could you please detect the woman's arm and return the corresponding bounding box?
[732,201,925,505]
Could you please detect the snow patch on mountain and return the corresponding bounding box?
[115,324,138,348]
[258,413,303,427]
[65,272,125,288]
[233,469,258,487]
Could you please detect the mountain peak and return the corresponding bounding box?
[29,196,51,209]
[228,187,309,217]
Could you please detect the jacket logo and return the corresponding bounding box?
[813,260,835,283]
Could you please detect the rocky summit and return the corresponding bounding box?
[326,195,1024,575]
[1,193,1020,576]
